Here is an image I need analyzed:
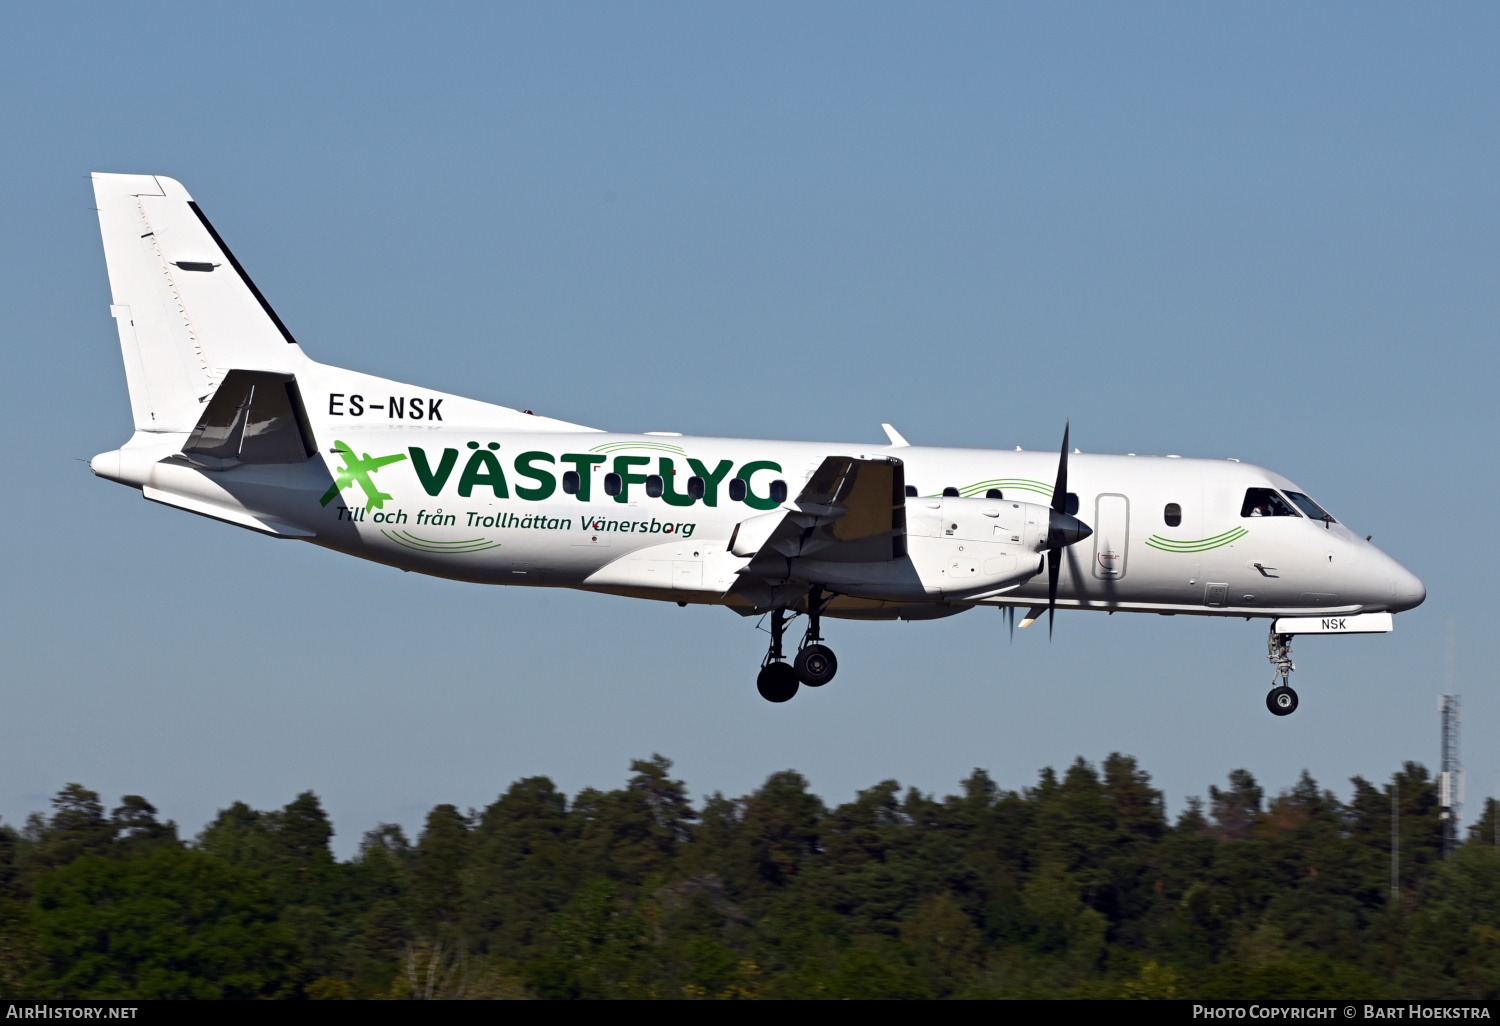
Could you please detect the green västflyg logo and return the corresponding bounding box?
[317,440,787,512]
[320,440,408,510]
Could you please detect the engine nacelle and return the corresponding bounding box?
[905,496,1052,598]
[788,496,1054,602]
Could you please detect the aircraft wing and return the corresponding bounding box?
[732,455,907,574]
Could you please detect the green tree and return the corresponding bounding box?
[32,785,115,869]
[196,801,274,871]
[902,891,982,995]
[700,770,825,899]
[111,797,178,853]
[411,804,471,937]
[27,848,297,999]
[465,777,578,956]
[1469,799,1500,849]
[573,756,696,886]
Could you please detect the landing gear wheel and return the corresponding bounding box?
[794,644,838,687]
[1266,686,1298,716]
[757,662,799,703]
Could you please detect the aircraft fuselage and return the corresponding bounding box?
[93,373,1424,624]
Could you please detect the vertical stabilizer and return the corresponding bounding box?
[92,173,306,433]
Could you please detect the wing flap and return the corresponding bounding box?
[735,455,906,573]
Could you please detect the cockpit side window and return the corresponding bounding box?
[1241,487,1300,518]
[1284,491,1335,523]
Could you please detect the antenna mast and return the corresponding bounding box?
[1440,693,1462,857]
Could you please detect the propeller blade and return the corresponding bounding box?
[1048,548,1060,640]
[1052,420,1070,515]
[1048,420,1070,639]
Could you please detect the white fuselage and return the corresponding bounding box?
[92,360,1425,623]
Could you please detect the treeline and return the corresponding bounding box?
[1,755,1499,999]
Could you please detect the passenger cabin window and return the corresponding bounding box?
[986,489,1003,499]
[942,487,960,497]
[1163,503,1182,527]
[1064,493,1079,516]
[905,485,918,497]
[1284,491,1335,523]
[1241,487,1299,518]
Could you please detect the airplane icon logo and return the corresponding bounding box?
[319,440,408,510]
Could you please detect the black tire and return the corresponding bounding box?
[794,644,838,687]
[757,662,800,703]
[1266,686,1299,716]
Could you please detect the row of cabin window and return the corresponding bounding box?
[561,477,1330,528]
[905,484,1084,517]
[895,489,1328,529]
[575,472,790,504]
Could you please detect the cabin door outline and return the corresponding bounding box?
[1092,493,1130,581]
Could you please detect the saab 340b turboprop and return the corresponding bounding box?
[86,173,1426,712]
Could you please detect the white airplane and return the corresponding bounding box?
[86,173,1425,713]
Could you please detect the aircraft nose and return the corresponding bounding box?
[1388,560,1426,612]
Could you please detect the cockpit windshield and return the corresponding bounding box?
[1284,491,1335,523]
[1241,488,1299,518]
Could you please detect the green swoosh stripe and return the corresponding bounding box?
[389,531,493,547]
[946,478,1055,499]
[588,441,687,456]
[382,530,502,554]
[1144,527,1248,552]
[1147,526,1246,548]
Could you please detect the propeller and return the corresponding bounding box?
[1043,421,1092,639]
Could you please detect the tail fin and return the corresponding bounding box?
[92,173,305,434]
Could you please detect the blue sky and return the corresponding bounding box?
[1,3,1495,854]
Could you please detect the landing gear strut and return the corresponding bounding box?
[757,608,799,703]
[1266,628,1299,716]
[794,587,838,687]
[756,588,840,702]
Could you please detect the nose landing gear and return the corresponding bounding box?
[1266,628,1299,716]
[1267,686,1298,715]
[756,588,840,702]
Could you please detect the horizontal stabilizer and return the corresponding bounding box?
[142,486,315,538]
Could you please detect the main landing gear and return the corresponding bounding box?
[756,609,799,703]
[756,588,840,703]
[1266,627,1299,716]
